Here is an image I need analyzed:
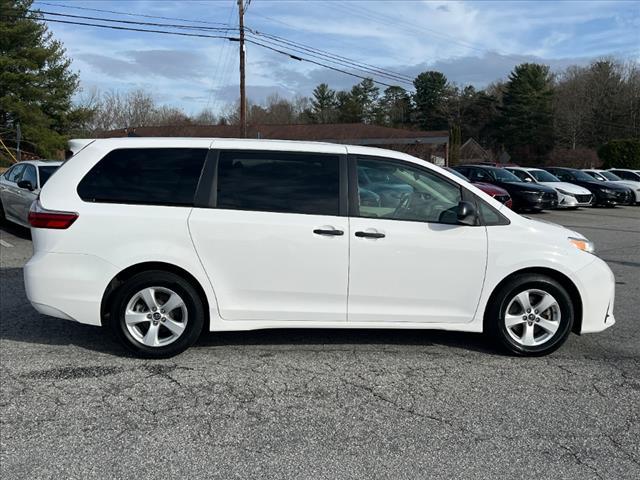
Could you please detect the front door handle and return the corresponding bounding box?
[313,228,344,236]
[355,231,385,239]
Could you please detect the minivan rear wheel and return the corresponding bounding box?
[109,271,204,358]
[486,274,574,356]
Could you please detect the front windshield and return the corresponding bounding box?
[573,170,598,181]
[492,168,522,182]
[599,171,622,181]
[530,170,560,182]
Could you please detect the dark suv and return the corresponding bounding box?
[543,167,634,207]
[453,165,558,212]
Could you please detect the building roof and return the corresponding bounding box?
[99,123,449,145]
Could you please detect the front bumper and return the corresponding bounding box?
[24,252,118,326]
[574,257,616,334]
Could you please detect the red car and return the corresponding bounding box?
[446,167,513,209]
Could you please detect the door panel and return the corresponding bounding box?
[349,218,487,323]
[189,209,348,321]
[348,156,487,324]
[189,148,349,322]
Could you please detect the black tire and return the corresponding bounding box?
[485,274,574,356]
[108,270,205,358]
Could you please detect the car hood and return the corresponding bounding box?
[524,217,584,240]
[610,180,640,190]
[539,182,592,195]
[474,182,509,195]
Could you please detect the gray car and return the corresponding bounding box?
[0,160,62,228]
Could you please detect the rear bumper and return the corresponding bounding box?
[24,252,118,326]
[574,257,616,334]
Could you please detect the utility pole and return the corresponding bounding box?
[16,123,21,162]
[238,0,247,138]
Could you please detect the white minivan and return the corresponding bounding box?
[24,138,616,358]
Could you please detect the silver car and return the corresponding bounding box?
[0,160,63,227]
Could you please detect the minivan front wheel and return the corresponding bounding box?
[487,274,574,356]
[109,271,204,358]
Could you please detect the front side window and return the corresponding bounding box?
[356,158,461,224]
[77,148,207,206]
[21,165,37,186]
[216,150,340,216]
[508,169,533,182]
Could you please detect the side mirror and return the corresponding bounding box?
[17,180,34,191]
[457,201,477,226]
[524,177,533,183]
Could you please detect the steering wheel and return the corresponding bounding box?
[392,191,432,218]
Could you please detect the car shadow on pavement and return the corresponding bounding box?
[0,221,31,240]
[1,264,498,358]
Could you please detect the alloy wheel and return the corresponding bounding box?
[504,289,561,347]
[124,287,188,347]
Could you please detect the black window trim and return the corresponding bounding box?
[348,154,504,227]
[195,148,349,217]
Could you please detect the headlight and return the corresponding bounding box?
[556,188,574,196]
[569,237,595,254]
[522,190,541,196]
[601,188,615,194]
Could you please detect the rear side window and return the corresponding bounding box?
[78,148,207,206]
[216,150,340,216]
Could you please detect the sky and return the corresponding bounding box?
[33,0,640,115]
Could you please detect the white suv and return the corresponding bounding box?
[24,138,616,358]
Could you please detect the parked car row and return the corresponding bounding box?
[449,164,640,212]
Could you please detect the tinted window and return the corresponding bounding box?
[613,170,640,181]
[356,158,461,224]
[508,169,533,182]
[216,150,340,216]
[492,168,522,182]
[78,148,207,206]
[38,166,59,186]
[551,170,573,182]
[21,165,37,186]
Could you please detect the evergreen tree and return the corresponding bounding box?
[413,71,450,130]
[497,63,554,163]
[311,83,337,123]
[379,86,411,126]
[0,0,88,159]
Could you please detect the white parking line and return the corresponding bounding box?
[0,239,14,248]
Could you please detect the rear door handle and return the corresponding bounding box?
[355,231,385,239]
[313,228,344,236]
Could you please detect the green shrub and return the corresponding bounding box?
[598,139,640,169]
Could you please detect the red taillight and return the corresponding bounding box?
[28,200,78,229]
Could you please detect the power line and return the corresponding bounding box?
[11,12,402,89]
[31,8,409,86]
[244,38,399,88]
[33,1,230,26]
[247,29,414,84]
[35,10,238,32]
[5,14,239,41]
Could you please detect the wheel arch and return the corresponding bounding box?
[483,267,583,334]
[101,261,210,331]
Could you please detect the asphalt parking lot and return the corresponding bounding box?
[1,207,639,480]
